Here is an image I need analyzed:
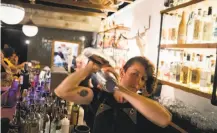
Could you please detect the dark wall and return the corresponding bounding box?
[26,27,94,67]
[1,25,95,67]
[1,26,28,63]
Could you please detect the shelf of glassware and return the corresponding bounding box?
[160,43,217,49]
[161,0,205,14]
[158,78,215,99]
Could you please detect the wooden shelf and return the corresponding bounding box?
[160,43,217,49]
[160,0,205,14]
[158,79,213,99]
[98,26,130,34]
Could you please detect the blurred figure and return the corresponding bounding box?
[72,56,77,69]
[1,51,13,87]
[76,55,88,71]
[3,48,26,74]
[10,52,19,65]
[3,44,9,49]
[54,52,63,67]
[58,47,64,60]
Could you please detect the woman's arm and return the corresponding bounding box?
[1,59,10,71]
[54,61,100,105]
[116,85,172,127]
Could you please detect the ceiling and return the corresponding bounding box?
[1,0,135,31]
[3,0,135,18]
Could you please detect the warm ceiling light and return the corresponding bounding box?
[22,19,38,37]
[0,3,25,25]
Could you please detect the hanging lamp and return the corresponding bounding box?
[0,3,25,25]
[22,14,38,37]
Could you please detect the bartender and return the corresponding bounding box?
[54,48,171,133]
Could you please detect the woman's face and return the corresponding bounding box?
[120,62,145,92]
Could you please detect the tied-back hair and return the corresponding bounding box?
[123,56,157,95]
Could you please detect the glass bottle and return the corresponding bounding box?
[200,55,211,91]
[213,16,217,42]
[70,104,80,125]
[203,7,214,43]
[186,12,195,43]
[181,53,191,85]
[210,55,216,87]
[193,9,203,43]
[178,11,187,44]
[190,54,201,89]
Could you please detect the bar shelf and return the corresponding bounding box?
[160,0,205,14]
[158,79,214,99]
[160,43,217,49]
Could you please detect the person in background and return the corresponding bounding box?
[1,50,13,87]
[58,46,64,60]
[10,52,19,65]
[55,56,171,133]
[3,44,10,49]
[72,56,77,70]
[3,48,26,74]
[54,52,64,67]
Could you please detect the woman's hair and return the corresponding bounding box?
[123,56,157,94]
[3,48,14,58]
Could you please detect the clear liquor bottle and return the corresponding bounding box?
[193,9,203,43]
[203,7,214,43]
[200,55,212,92]
[213,16,217,42]
[186,12,195,43]
[181,53,191,85]
[190,54,201,89]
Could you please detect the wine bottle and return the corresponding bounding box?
[178,11,187,44]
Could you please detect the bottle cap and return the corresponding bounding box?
[208,6,212,15]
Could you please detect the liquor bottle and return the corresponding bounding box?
[177,11,187,44]
[171,13,180,44]
[213,16,217,42]
[28,105,40,133]
[210,55,215,87]
[203,7,214,43]
[190,54,201,88]
[70,104,80,125]
[200,55,211,90]
[181,53,191,84]
[55,108,62,133]
[193,9,203,43]
[161,15,168,44]
[61,117,70,133]
[186,12,195,43]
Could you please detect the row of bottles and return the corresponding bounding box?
[7,89,72,133]
[161,6,217,44]
[158,50,216,93]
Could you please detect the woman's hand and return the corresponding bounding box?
[113,89,127,103]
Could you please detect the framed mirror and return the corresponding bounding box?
[51,40,81,72]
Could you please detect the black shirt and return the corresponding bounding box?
[79,74,101,131]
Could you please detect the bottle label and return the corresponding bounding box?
[182,66,189,84]
[162,29,167,40]
[203,22,213,41]
[191,69,200,84]
[171,28,177,40]
[200,71,210,87]
[193,20,202,40]
[214,27,217,37]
